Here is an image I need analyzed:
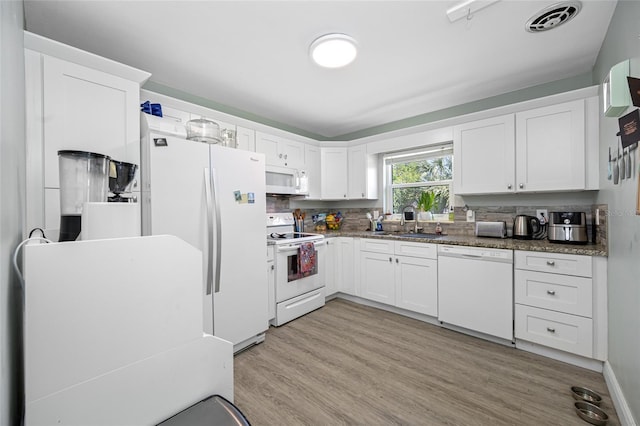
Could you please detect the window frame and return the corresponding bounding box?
[383,144,454,215]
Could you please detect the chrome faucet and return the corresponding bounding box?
[400,205,418,233]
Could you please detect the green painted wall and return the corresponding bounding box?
[337,72,594,140]
[145,73,594,142]
[592,1,640,423]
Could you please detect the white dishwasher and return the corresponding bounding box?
[437,245,514,341]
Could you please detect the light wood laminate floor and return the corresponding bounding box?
[234,299,619,425]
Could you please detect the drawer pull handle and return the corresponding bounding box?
[547,290,556,296]
[546,327,556,333]
[546,260,556,266]
[389,257,392,262]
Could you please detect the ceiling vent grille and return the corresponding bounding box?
[525,1,582,33]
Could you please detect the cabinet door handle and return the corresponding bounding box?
[279,153,283,158]
[284,154,288,159]
[507,184,512,189]
[547,290,556,295]
[344,194,347,198]
[519,183,524,189]
[270,265,274,271]
[395,258,399,263]
[546,260,555,266]
[546,327,556,333]
[389,257,392,262]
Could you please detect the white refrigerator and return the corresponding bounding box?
[141,120,268,352]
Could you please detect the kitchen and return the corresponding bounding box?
[1,1,640,425]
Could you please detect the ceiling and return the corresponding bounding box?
[23,1,617,140]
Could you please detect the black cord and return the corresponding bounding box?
[28,228,48,240]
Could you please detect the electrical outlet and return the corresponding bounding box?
[536,209,548,224]
[466,209,475,222]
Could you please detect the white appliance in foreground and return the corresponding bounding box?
[266,213,326,326]
[23,236,233,425]
[141,114,268,353]
[437,245,514,341]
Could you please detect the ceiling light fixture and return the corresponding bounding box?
[446,0,500,22]
[310,34,358,68]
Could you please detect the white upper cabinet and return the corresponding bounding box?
[25,32,150,237]
[454,98,593,195]
[236,126,255,152]
[453,115,516,194]
[304,144,321,199]
[42,56,142,188]
[320,147,349,199]
[255,132,304,169]
[317,145,377,200]
[348,145,378,199]
[515,100,585,192]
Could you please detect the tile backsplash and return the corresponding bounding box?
[267,197,607,246]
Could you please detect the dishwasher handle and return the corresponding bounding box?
[437,246,513,263]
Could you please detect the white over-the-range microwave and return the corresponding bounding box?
[265,165,309,196]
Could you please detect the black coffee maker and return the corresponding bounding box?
[108,160,138,202]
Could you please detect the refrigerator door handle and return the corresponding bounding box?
[204,168,214,295]
[211,167,222,293]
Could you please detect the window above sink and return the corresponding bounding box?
[383,143,454,222]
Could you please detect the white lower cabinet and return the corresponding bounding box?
[395,255,437,316]
[514,269,592,317]
[360,251,396,304]
[336,238,356,296]
[514,250,606,360]
[515,305,593,358]
[325,237,356,297]
[324,238,338,296]
[359,239,437,316]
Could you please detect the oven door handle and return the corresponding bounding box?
[276,240,326,253]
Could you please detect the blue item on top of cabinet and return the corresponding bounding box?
[141,100,163,117]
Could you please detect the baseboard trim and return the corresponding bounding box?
[515,340,603,372]
[603,361,637,426]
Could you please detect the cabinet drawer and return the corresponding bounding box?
[360,238,395,254]
[394,241,437,259]
[515,305,593,358]
[515,251,592,277]
[515,270,592,317]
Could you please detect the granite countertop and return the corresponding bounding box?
[319,230,608,257]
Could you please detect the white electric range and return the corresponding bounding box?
[266,213,326,326]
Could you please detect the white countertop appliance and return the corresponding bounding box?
[266,213,326,326]
[23,236,233,425]
[141,114,268,353]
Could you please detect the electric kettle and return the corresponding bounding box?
[513,215,541,239]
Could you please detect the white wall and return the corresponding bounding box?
[592,1,640,423]
[0,1,26,424]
